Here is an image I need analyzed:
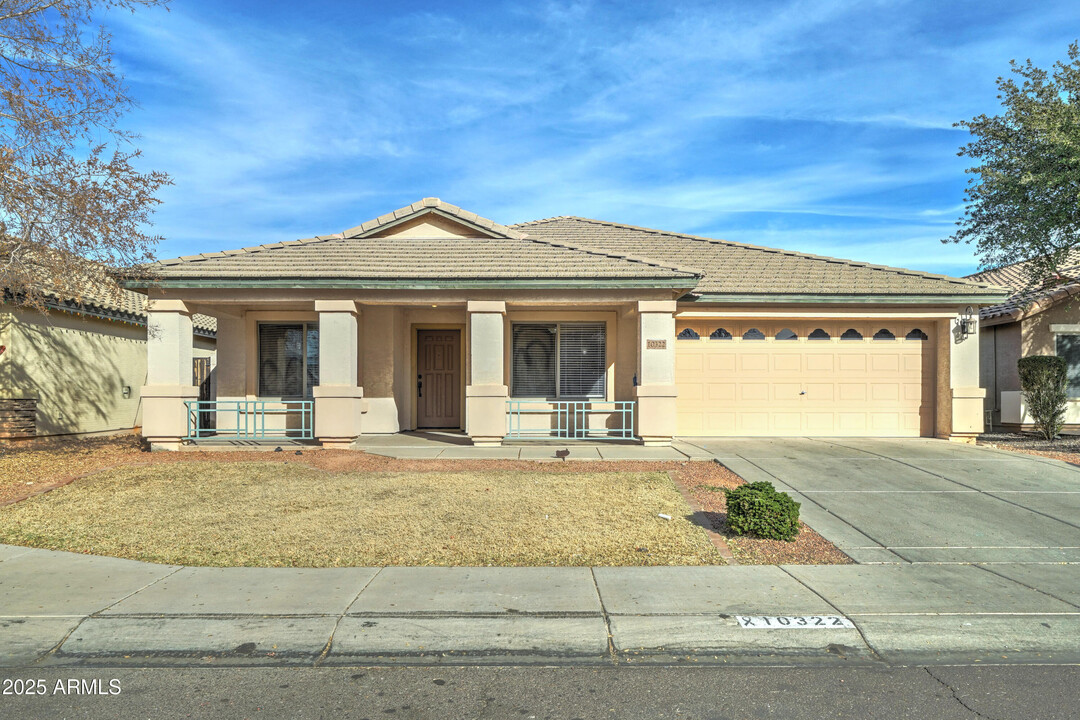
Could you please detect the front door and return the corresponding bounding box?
[417,329,461,428]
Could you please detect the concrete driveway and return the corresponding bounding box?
[681,437,1080,564]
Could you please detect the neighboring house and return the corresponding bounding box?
[967,251,1080,430]
[0,286,216,438]
[132,198,1006,450]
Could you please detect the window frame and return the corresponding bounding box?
[510,322,607,399]
[257,321,320,400]
[1055,333,1080,399]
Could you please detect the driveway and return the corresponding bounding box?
[680,437,1080,563]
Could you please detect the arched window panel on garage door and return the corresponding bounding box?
[841,328,864,341]
[906,328,929,340]
[710,327,732,340]
[775,328,798,340]
[873,328,896,340]
[677,327,700,340]
[808,328,831,340]
[742,327,766,340]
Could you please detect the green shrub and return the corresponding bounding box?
[723,481,801,542]
[1018,356,1068,441]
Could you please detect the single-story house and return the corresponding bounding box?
[968,252,1080,430]
[0,285,216,438]
[133,198,1007,450]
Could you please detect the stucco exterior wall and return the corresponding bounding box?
[1021,299,1080,355]
[990,299,1080,430]
[362,305,401,433]
[2,308,147,436]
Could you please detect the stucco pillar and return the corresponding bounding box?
[946,309,986,441]
[142,299,197,450]
[466,300,507,446]
[314,300,365,448]
[634,300,678,446]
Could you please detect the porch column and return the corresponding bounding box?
[635,300,678,446]
[466,300,507,446]
[314,300,365,448]
[942,310,986,442]
[142,299,197,451]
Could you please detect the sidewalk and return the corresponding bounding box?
[343,432,717,461]
[2,544,1078,668]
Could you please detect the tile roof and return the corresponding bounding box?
[47,286,217,335]
[965,249,1080,322]
[151,199,700,284]
[343,197,528,239]
[515,216,1007,299]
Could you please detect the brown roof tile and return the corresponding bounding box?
[152,200,699,284]
[966,249,1080,321]
[516,216,1005,298]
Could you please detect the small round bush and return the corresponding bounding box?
[724,481,801,542]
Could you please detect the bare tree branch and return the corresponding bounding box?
[0,0,170,312]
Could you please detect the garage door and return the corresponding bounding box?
[675,321,936,437]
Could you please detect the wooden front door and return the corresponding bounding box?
[417,329,461,428]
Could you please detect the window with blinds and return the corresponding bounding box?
[1056,334,1080,397]
[559,323,606,397]
[511,323,606,398]
[258,323,319,398]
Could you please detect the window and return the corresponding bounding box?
[742,327,765,340]
[710,328,732,340]
[841,328,863,341]
[906,328,929,340]
[259,323,319,398]
[775,328,798,340]
[1056,334,1080,397]
[677,327,700,340]
[809,328,831,340]
[873,328,896,340]
[511,323,605,398]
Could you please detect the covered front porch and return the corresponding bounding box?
[141,293,681,451]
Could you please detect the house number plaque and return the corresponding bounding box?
[646,339,667,350]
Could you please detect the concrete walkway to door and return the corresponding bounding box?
[681,437,1080,564]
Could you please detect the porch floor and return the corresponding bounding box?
[177,431,710,461]
[350,431,710,461]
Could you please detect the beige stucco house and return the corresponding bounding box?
[134,198,1006,450]
[0,287,215,438]
[968,252,1080,430]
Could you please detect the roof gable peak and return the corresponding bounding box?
[344,198,526,240]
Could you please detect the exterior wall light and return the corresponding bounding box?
[959,306,977,338]
[122,385,132,399]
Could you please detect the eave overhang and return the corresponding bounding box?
[683,293,1011,305]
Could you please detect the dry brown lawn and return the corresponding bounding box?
[0,461,729,567]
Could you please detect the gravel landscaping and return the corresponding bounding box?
[978,431,1080,465]
[0,435,850,566]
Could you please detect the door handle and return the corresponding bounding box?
[417,374,423,398]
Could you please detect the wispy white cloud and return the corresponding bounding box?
[106,0,1079,274]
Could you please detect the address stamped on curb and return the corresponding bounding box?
[737,615,854,629]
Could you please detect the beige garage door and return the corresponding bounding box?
[675,321,936,437]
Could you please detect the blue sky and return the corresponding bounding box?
[110,0,1079,276]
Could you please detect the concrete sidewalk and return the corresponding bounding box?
[2,544,1078,668]
[343,432,715,461]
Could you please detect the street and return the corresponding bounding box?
[2,665,1078,720]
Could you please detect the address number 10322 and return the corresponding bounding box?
[737,615,855,629]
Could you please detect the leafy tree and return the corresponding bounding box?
[947,43,1080,287]
[1017,356,1068,441]
[0,0,170,312]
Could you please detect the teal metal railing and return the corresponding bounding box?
[505,400,635,440]
[183,400,313,440]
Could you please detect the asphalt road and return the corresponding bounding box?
[2,665,1078,719]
